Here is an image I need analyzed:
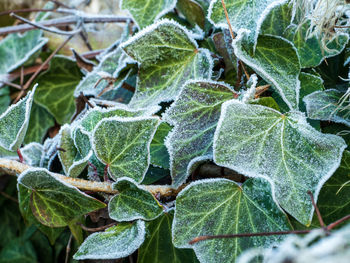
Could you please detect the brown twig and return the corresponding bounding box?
[14,34,75,103]
[78,222,117,232]
[0,80,22,90]
[0,158,184,197]
[0,15,131,35]
[0,191,19,203]
[65,234,73,263]
[327,215,350,230]
[307,191,325,228]
[80,92,94,108]
[10,12,82,36]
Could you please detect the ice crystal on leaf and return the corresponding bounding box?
[213,100,346,225]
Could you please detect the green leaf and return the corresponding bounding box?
[121,19,213,108]
[232,33,301,110]
[142,166,170,185]
[18,184,64,245]
[58,124,88,178]
[92,116,160,182]
[138,211,198,263]
[21,142,43,167]
[173,178,291,262]
[164,80,234,187]
[0,238,37,263]
[299,72,324,112]
[150,122,171,169]
[250,97,280,111]
[177,0,205,29]
[34,56,83,124]
[213,100,346,225]
[108,178,163,221]
[315,150,350,225]
[18,168,106,227]
[74,221,146,260]
[121,0,177,29]
[208,0,287,45]
[24,102,54,144]
[0,87,10,114]
[261,3,292,36]
[291,20,349,68]
[304,89,350,127]
[0,87,35,151]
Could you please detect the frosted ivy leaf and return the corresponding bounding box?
[304,89,350,127]
[108,178,163,221]
[260,2,292,37]
[121,0,177,29]
[150,122,171,169]
[92,116,160,182]
[0,86,35,151]
[163,80,235,187]
[18,168,106,227]
[208,0,288,46]
[74,47,133,98]
[213,100,346,225]
[298,72,324,112]
[58,125,89,178]
[121,19,213,108]
[173,178,291,262]
[72,126,91,158]
[74,220,145,260]
[21,142,43,167]
[232,32,301,110]
[40,137,59,169]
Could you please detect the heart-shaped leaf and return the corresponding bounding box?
[92,116,160,182]
[0,86,35,151]
[121,19,213,108]
[232,33,301,110]
[18,168,106,227]
[108,178,163,221]
[74,220,146,260]
[213,100,346,224]
[173,178,291,262]
[164,80,235,187]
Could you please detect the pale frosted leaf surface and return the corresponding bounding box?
[150,122,171,169]
[0,87,10,115]
[34,56,83,124]
[18,168,106,227]
[72,126,91,158]
[138,210,199,263]
[121,0,177,29]
[173,178,291,262]
[122,19,213,108]
[40,137,59,169]
[21,142,44,167]
[260,3,292,36]
[213,100,346,224]
[208,0,287,45]
[291,21,349,68]
[24,102,54,144]
[164,80,234,187]
[232,33,300,110]
[58,125,78,175]
[0,87,35,151]
[108,178,163,221]
[304,89,350,127]
[92,117,160,182]
[74,220,145,260]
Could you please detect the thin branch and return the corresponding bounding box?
[80,92,94,108]
[10,12,82,36]
[189,230,311,245]
[65,234,73,263]
[77,222,117,232]
[0,158,184,197]
[14,34,74,103]
[0,191,19,203]
[0,15,131,35]
[327,215,350,230]
[220,0,235,40]
[0,80,22,90]
[307,190,325,228]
